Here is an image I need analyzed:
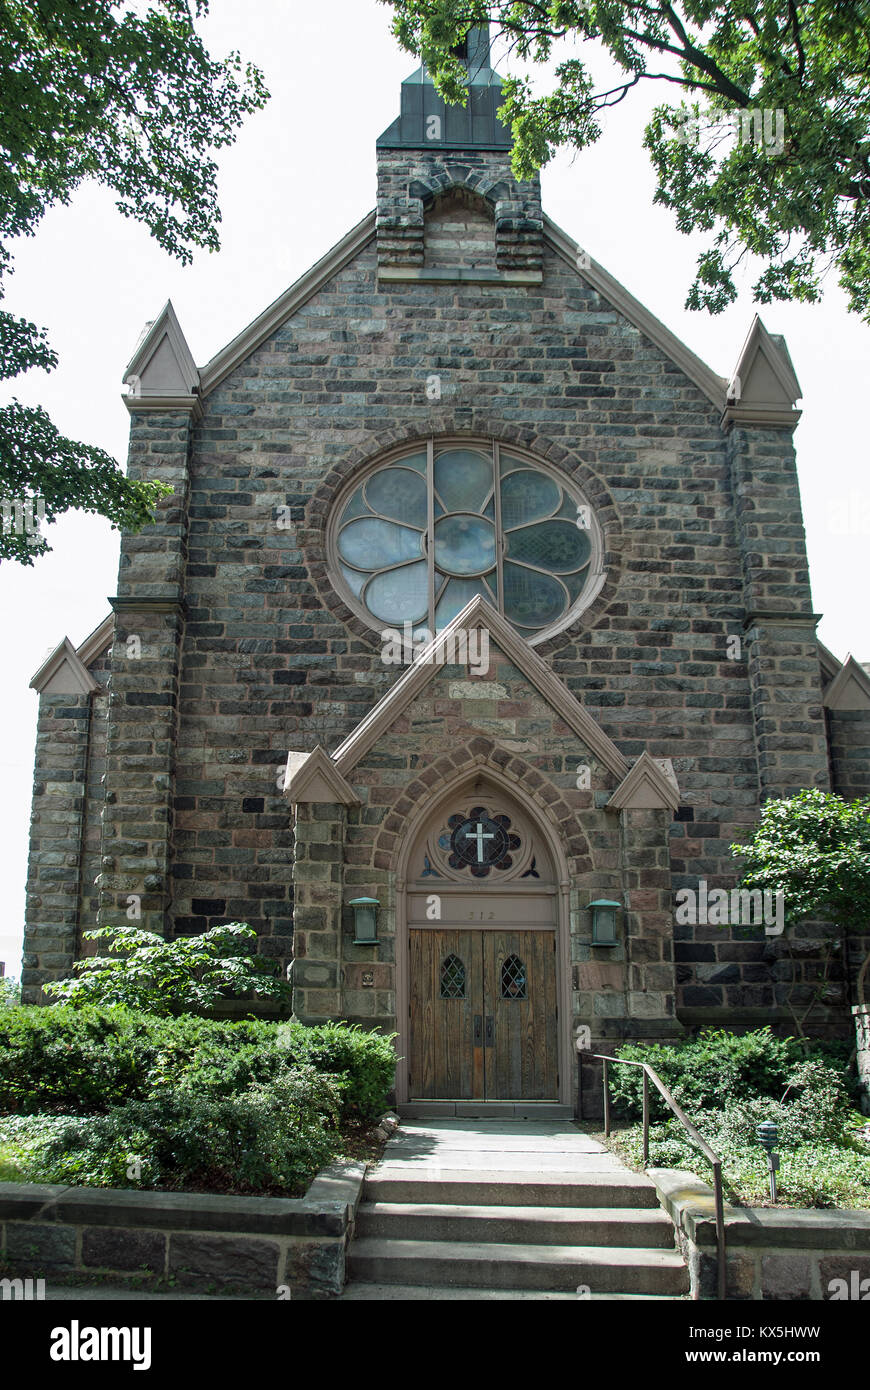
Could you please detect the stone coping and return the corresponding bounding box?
[648,1167,870,1249]
[0,1160,366,1238]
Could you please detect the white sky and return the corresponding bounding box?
[1,0,868,976]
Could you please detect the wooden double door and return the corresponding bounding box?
[409,928,558,1100]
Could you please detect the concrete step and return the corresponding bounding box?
[398,1103,574,1120]
[363,1170,661,1209]
[337,1283,687,1301]
[356,1202,676,1248]
[347,1238,689,1295]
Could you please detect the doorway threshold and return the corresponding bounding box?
[399,1101,572,1119]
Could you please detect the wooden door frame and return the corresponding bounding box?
[395,765,573,1106]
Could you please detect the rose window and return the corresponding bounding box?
[330,439,603,641]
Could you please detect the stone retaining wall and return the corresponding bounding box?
[0,1161,364,1299]
[649,1167,870,1300]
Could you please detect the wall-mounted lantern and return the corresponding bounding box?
[588,898,622,947]
[349,897,379,945]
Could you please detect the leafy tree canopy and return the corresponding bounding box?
[42,923,290,1016]
[732,789,870,1003]
[0,0,267,563]
[381,2,870,318]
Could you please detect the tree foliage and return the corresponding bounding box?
[732,789,870,1004]
[381,2,870,317]
[0,0,267,562]
[42,923,290,1015]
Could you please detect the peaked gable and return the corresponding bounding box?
[722,314,802,429]
[608,751,681,812]
[331,596,630,781]
[823,655,870,711]
[30,638,101,696]
[123,300,199,400]
[283,745,359,806]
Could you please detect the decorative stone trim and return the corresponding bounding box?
[720,315,802,432]
[284,746,360,807]
[331,595,630,783]
[74,615,114,671]
[371,737,596,871]
[609,752,681,813]
[648,1167,870,1300]
[0,1161,366,1300]
[123,300,199,400]
[376,159,544,276]
[543,215,729,411]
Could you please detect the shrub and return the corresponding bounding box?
[0,1007,395,1120]
[0,1005,160,1113]
[43,923,290,1016]
[278,1021,397,1119]
[29,1066,342,1196]
[0,976,20,1008]
[604,1032,869,1208]
[607,1027,824,1121]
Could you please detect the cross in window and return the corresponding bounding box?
[463,821,494,863]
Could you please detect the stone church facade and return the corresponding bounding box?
[23,28,870,1109]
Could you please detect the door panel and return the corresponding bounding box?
[410,927,557,1100]
[484,931,558,1100]
[409,930,483,1099]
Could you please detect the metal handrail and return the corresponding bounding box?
[578,1049,726,1301]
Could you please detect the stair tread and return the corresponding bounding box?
[368,1168,654,1185]
[358,1202,671,1223]
[338,1283,686,1301]
[349,1237,687,1267]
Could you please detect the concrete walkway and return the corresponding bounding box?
[343,1118,687,1299]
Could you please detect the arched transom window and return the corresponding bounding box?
[329,439,604,643]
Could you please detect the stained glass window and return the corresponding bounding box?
[445,807,521,878]
[331,440,601,640]
[501,955,527,1000]
[440,954,466,999]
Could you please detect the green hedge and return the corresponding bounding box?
[0,1006,396,1120]
[0,1066,342,1196]
[605,1027,857,1122]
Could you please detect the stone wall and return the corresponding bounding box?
[650,1168,870,1301]
[0,1162,364,1300]
[21,143,868,1038]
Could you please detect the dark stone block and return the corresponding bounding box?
[5,1222,76,1268]
[82,1227,166,1273]
[283,1239,345,1300]
[168,1233,280,1289]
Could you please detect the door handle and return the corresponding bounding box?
[474,1015,482,1044]
[485,1016,494,1047]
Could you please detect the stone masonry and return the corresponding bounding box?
[21,27,870,1063]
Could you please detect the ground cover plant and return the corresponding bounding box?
[603,1028,870,1208]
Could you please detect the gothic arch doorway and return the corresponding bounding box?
[395,771,571,1105]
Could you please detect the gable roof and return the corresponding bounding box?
[720,314,802,428]
[75,615,114,669]
[186,209,732,408]
[123,300,199,399]
[822,655,870,711]
[330,595,630,781]
[30,637,101,696]
[198,213,376,396]
[543,217,729,410]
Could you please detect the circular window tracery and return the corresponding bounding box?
[330,439,603,642]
